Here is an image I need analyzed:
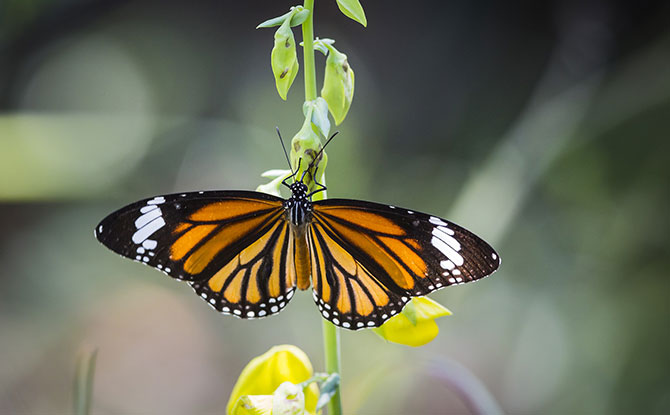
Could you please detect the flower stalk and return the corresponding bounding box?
[300,2,342,414]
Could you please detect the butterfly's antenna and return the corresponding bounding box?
[299,131,339,182]
[276,127,294,176]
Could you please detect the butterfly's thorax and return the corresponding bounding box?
[284,182,313,291]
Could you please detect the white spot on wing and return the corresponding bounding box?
[147,196,165,205]
[429,216,447,227]
[140,205,158,214]
[433,227,460,251]
[431,236,464,266]
[440,260,455,270]
[135,208,162,229]
[143,239,157,250]
[132,216,166,244]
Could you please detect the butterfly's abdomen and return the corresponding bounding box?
[293,226,311,290]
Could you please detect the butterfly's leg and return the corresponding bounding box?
[307,166,327,198]
[282,158,302,188]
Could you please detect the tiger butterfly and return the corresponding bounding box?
[95,139,500,330]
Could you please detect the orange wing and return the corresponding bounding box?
[309,199,500,329]
[308,219,409,329]
[96,191,297,317]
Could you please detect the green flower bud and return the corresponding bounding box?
[303,97,330,139]
[271,18,299,100]
[290,118,327,193]
[321,46,354,125]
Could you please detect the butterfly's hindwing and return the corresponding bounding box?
[190,218,297,318]
[308,220,410,330]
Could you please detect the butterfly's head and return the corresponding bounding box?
[289,182,309,199]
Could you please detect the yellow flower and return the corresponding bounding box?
[373,297,452,347]
[227,345,319,415]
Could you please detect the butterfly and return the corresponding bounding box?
[95,135,500,330]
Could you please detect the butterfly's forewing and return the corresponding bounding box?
[95,191,296,317]
[309,199,500,329]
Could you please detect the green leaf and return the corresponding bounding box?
[321,45,354,125]
[290,9,310,26]
[312,38,335,55]
[335,0,367,27]
[257,6,310,29]
[315,373,340,411]
[303,98,330,138]
[271,17,300,100]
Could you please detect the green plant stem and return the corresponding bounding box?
[321,318,342,415]
[301,2,342,413]
[302,0,317,101]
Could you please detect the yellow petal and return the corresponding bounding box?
[373,297,452,347]
[227,345,318,415]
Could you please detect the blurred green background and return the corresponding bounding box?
[2,0,670,414]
